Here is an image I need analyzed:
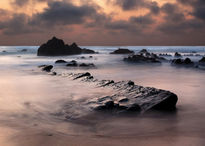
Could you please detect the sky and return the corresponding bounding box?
[0,0,205,46]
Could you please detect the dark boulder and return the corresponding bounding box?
[184,58,193,64]
[175,52,182,57]
[37,37,95,56]
[124,49,164,63]
[110,48,134,54]
[128,81,135,86]
[199,57,205,63]
[66,60,78,67]
[55,60,67,64]
[172,58,193,65]
[41,65,53,72]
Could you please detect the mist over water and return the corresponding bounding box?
[0,46,205,146]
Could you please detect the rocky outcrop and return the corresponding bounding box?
[124,49,165,63]
[68,72,178,113]
[37,37,96,56]
[172,58,194,65]
[174,52,182,57]
[110,48,134,54]
[39,65,53,72]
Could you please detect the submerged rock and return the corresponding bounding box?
[37,37,96,56]
[124,49,165,63]
[110,48,134,54]
[66,60,78,67]
[41,65,53,72]
[79,63,95,67]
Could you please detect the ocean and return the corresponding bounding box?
[0,46,205,146]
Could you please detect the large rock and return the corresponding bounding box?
[172,58,194,65]
[69,72,178,113]
[124,49,164,63]
[110,48,134,54]
[37,37,96,56]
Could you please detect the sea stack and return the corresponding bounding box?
[37,37,95,56]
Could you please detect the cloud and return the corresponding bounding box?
[0,13,33,35]
[11,0,29,7]
[177,0,205,21]
[115,0,146,10]
[31,1,98,26]
[157,2,204,34]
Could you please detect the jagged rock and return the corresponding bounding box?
[69,72,178,112]
[172,58,194,65]
[124,49,164,63]
[74,72,91,80]
[41,65,53,72]
[37,37,96,56]
[128,81,135,86]
[110,48,134,54]
[174,52,182,57]
[55,60,67,63]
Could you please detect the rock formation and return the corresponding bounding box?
[110,48,134,54]
[37,37,96,56]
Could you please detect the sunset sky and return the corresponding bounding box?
[0,0,205,46]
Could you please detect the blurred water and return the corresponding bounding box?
[0,46,205,146]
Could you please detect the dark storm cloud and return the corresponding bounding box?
[31,1,97,26]
[115,0,146,10]
[129,14,154,25]
[158,2,204,34]
[177,0,205,21]
[0,13,33,35]
[104,14,154,34]
[114,0,160,15]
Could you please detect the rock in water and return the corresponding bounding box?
[110,48,134,54]
[55,60,67,63]
[174,52,182,57]
[172,58,194,65]
[37,37,96,56]
[124,49,164,63]
[69,72,178,113]
[199,57,205,63]
[41,65,53,72]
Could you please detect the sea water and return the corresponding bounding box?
[0,46,205,146]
